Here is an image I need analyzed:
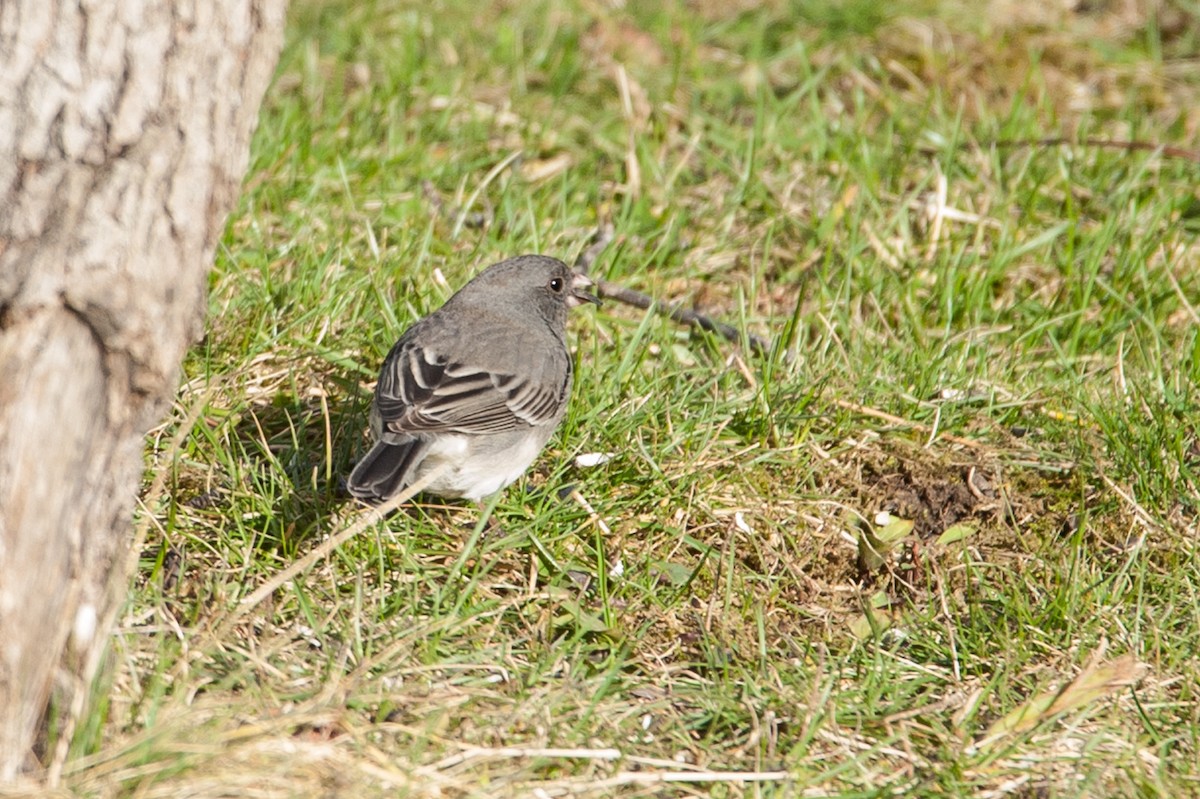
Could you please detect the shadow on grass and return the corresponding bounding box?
[219,381,368,552]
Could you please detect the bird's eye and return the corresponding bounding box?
[549,277,564,292]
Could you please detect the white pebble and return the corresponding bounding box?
[575,452,615,468]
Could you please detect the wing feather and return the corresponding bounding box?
[373,339,567,436]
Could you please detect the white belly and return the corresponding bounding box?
[413,431,549,501]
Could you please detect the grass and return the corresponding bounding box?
[48,0,1200,796]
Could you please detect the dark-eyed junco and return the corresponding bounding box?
[346,254,600,504]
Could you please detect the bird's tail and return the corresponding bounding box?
[346,439,426,504]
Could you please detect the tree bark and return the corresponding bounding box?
[0,0,286,779]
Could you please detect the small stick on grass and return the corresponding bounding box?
[420,744,789,788]
[996,137,1200,163]
[427,745,622,771]
[922,137,1200,163]
[575,225,773,353]
[537,769,791,789]
[570,489,613,538]
[597,279,772,353]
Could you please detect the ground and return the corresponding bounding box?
[43,1,1200,797]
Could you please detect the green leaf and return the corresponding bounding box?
[849,605,896,640]
[936,523,976,545]
[877,517,914,543]
[655,560,695,587]
[857,516,913,572]
[554,604,609,634]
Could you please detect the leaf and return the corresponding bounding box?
[877,517,914,543]
[857,516,913,572]
[671,343,697,367]
[936,523,976,545]
[849,604,896,640]
[553,604,609,634]
[867,590,890,609]
[857,540,886,572]
[977,653,1145,748]
[654,561,694,587]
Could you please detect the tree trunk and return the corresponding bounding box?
[0,0,286,779]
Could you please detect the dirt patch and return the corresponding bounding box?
[770,436,1078,635]
[859,451,1002,540]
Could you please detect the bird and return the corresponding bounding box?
[346,254,600,505]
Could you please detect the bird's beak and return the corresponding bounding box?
[568,272,602,308]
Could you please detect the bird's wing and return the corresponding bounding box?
[373,339,567,436]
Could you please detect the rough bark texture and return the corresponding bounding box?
[0,0,286,779]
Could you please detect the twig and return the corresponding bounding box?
[572,224,772,352]
[1004,137,1200,162]
[1099,473,1162,533]
[597,279,772,353]
[570,489,612,537]
[421,744,789,790]
[427,745,622,771]
[235,464,450,615]
[537,769,790,789]
[923,137,1200,163]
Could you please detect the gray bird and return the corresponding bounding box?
[346,254,600,504]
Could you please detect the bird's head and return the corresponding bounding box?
[457,254,601,327]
